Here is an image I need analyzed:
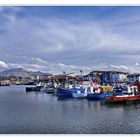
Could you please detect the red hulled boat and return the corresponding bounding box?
[105,94,140,103]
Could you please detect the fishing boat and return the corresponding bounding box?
[87,91,111,100]
[105,85,139,103]
[56,87,84,97]
[87,86,112,100]
[57,88,75,97]
[112,84,131,95]
[41,86,56,94]
[26,86,43,92]
[105,94,140,103]
[72,90,87,99]
[25,82,43,92]
[47,87,56,94]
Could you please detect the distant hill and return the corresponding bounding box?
[0,68,51,77]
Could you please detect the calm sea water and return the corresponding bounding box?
[0,85,140,134]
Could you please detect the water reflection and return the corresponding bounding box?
[0,86,140,133]
[57,96,74,101]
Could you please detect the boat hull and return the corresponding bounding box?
[46,87,56,94]
[56,88,74,97]
[72,93,87,99]
[57,88,85,97]
[87,91,111,100]
[87,93,105,100]
[105,95,140,103]
[26,86,42,92]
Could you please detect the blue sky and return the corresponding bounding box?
[0,6,140,74]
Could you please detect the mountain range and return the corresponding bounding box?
[0,68,51,77]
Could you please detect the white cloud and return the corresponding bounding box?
[0,60,8,68]
[29,57,48,65]
[0,57,91,74]
[0,17,136,56]
[1,57,140,75]
[135,62,139,66]
[1,7,140,74]
[110,65,128,70]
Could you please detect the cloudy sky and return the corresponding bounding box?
[0,6,140,74]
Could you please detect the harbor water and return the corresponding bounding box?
[0,85,140,134]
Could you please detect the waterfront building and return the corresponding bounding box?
[0,80,11,86]
[83,70,128,85]
[127,73,140,83]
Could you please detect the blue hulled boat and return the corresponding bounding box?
[72,90,87,99]
[57,88,85,97]
[87,91,111,100]
[57,88,75,97]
